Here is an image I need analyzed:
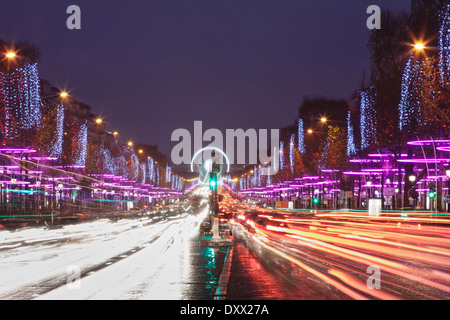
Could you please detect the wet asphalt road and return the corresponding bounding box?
[0,205,449,300]
[0,207,339,300]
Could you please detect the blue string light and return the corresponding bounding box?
[279,141,284,170]
[298,118,306,154]
[50,103,64,159]
[290,134,295,174]
[360,89,377,150]
[73,121,87,167]
[440,3,450,84]
[0,63,42,142]
[347,111,356,156]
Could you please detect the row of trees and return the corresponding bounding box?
[239,0,450,200]
[0,40,185,195]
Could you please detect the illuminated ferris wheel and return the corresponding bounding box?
[190,147,230,186]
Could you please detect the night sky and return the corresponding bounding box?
[0,0,411,157]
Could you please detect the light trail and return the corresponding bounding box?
[0,208,208,300]
[231,206,450,300]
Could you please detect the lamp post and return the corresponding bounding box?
[366,180,372,208]
[409,175,417,210]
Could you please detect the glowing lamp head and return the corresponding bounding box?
[59,91,69,98]
[95,118,103,124]
[320,117,327,123]
[128,141,133,147]
[414,43,425,50]
[5,51,16,59]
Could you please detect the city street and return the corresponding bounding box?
[1,198,449,301]
[2,0,450,305]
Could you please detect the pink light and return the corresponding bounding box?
[343,171,379,176]
[398,159,450,163]
[368,154,408,157]
[407,139,450,146]
[0,148,37,154]
[437,146,450,152]
[361,168,405,172]
[349,159,382,163]
[0,181,31,185]
[52,165,86,169]
[29,156,58,161]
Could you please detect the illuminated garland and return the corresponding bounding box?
[73,121,87,167]
[100,144,115,174]
[360,88,377,150]
[0,63,42,142]
[22,63,41,129]
[279,141,284,170]
[172,175,182,190]
[347,111,356,156]
[298,119,306,154]
[399,55,418,132]
[140,163,146,183]
[398,55,431,132]
[440,3,450,84]
[318,137,329,170]
[166,164,172,183]
[50,103,64,159]
[156,165,160,187]
[148,157,155,184]
[130,152,139,181]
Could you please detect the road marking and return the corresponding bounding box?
[215,246,233,300]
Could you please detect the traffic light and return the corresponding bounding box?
[313,197,319,205]
[209,173,217,190]
[429,188,436,199]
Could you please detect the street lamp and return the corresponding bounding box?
[59,91,69,98]
[128,141,133,147]
[408,175,416,183]
[95,118,103,124]
[5,51,17,59]
[41,91,70,100]
[414,42,425,51]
